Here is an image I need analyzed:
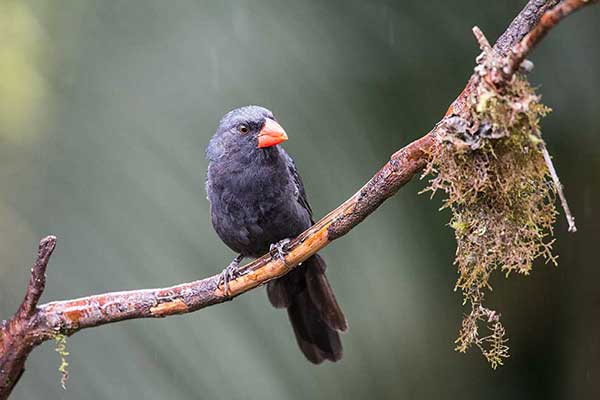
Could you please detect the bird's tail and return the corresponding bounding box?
[266,254,347,363]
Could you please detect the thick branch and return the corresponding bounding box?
[503,0,599,80]
[493,0,559,55]
[0,0,592,398]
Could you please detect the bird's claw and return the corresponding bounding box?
[269,238,291,261]
[219,254,244,295]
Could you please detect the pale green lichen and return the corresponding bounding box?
[54,333,69,389]
[423,72,557,368]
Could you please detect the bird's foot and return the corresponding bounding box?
[269,238,292,261]
[219,254,244,295]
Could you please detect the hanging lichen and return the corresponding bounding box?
[422,68,558,368]
[54,333,70,389]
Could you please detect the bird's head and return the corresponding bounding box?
[206,105,288,161]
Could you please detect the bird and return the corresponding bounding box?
[205,105,347,363]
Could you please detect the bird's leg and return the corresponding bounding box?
[269,238,292,262]
[219,254,244,295]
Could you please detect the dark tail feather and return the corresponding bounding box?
[304,255,348,332]
[287,290,343,363]
[266,255,347,363]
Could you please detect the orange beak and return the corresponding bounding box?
[258,118,288,148]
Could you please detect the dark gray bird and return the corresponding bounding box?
[206,105,347,363]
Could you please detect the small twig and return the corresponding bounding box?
[15,235,56,320]
[542,147,577,232]
[472,26,493,55]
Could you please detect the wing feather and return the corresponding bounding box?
[284,152,314,223]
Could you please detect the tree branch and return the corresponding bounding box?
[1,237,56,398]
[504,0,598,79]
[1,0,594,397]
[15,236,56,321]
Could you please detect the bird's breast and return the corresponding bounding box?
[207,159,308,256]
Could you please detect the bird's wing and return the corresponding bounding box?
[284,152,314,223]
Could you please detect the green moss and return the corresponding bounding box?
[423,72,557,368]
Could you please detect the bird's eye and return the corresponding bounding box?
[238,125,249,134]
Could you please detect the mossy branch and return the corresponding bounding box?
[422,0,595,366]
[0,0,595,397]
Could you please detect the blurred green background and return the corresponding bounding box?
[1,0,599,399]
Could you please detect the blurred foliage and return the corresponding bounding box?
[0,0,46,142]
[0,1,599,399]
